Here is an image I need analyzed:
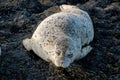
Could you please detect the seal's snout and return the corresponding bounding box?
[54,58,71,68]
[61,63,69,68]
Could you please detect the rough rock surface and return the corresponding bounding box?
[0,0,120,80]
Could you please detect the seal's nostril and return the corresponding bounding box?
[61,61,64,64]
[67,54,73,58]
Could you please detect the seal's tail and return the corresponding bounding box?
[60,4,89,18]
[60,5,82,15]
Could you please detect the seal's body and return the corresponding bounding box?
[23,5,94,68]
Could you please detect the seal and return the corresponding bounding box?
[23,5,94,68]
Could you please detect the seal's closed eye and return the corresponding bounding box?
[67,54,73,58]
[56,49,62,56]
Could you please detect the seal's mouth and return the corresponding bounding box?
[56,64,69,68]
[61,64,69,68]
[54,60,70,68]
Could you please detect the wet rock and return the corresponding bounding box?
[90,7,106,18]
[0,30,12,39]
[18,0,44,13]
[79,0,98,11]
[95,0,113,8]
[108,74,120,80]
[67,0,89,4]
[110,46,120,54]
[10,24,22,33]
[0,47,1,56]
[43,6,61,17]
[39,0,57,7]
[104,2,120,16]
[47,64,88,80]
[39,0,66,6]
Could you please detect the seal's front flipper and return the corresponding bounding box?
[80,46,92,58]
[23,38,32,51]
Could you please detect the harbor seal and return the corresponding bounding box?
[23,5,94,68]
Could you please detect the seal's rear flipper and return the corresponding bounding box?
[60,5,82,14]
[23,38,32,51]
[60,5,89,19]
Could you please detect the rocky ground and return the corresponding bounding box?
[0,0,120,80]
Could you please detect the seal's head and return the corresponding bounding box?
[49,36,76,68]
